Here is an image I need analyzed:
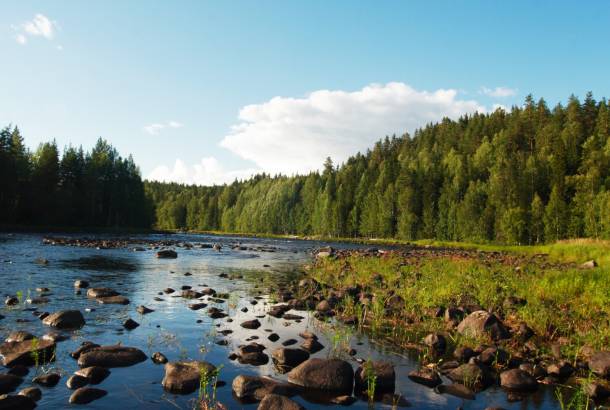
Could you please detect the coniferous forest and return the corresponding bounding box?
[4,93,610,244]
[0,128,152,228]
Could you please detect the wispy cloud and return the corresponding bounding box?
[13,14,58,45]
[480,86,518,98]
[143,121,183,135]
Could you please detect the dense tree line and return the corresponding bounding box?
[147,93,610,244]
[0,127,152,228]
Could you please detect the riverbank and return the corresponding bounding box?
[277,240,610,405]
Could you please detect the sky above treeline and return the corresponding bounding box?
[2,1,610,186]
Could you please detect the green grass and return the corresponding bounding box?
[309,239,610,356]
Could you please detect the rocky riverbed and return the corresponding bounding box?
[0,233,587,409]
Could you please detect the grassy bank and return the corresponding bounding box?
[307,239,610,361]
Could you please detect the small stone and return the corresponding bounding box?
[69,387,107,404]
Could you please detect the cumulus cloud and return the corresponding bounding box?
[143,121,183,135]
[13,14,57,44]
[219,82,485,175]
[148,157,258,186]
[480,86,517,98]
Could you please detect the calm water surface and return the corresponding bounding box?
[0,233,562,409]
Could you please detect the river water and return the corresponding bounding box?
[0,232,563,409]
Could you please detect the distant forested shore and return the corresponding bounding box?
[3,93,610,244]
[148,94,610,244]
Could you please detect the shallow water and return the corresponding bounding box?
[0,232,564,409]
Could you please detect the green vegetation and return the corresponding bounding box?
[309,239,610,355]
[0,127,152,228]
[147,94,610,245]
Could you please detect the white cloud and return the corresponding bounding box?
[143,121,183,135]
[480,86,517,98]
[147,157,258,186]
[220,82,486,175]
[13,14,57,44]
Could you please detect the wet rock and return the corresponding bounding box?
[152,352,168,364]
[437,383,476,400]
[287,358,354,392]
[272,348,310,371]
[283,314,304,320]
[5,332,34,343]
[66,375,89,390]
[316,300,331,313]
[584,381,610,400]
[18,386,41,401]
[77,345,147,368]
[69,387,107,404]
[32,372,60,387]
[479,347,509,366]
[5,296,19,306]
[237,343,269,366]
[7,366,28,377]
[162,361,216,394]
[447,363,494,390]
[189,302,207,310]
[300,338,324,354]
[163,288,175,294]
[268,333,280,342]
[232,375,297,401]
[282,339,298,347]
[123,318,139,330]
[207,307,228,319]
[86,288,118,298]
[136,305,154,314]
[74,280,89,289]
[0,394,36,409]
[0,374,23,394]
[547,360,574,378]
[70,342,100,359]
[423,333,446,353]
[241,319,261,329]
[257,394,305,410]
[268,304,291,318]
[500,369,537,391]
[97,295,130,305]
[408,367,442,387]
[457,311,509,340]
[355,361,395,393]
[182,290,203,299]
[156,249,177,259]
[74,366,110,384]
[454,346,475,362]
[26,297,49,305]
[0,338,56,367]
[588,351,610,377]
[42,310,85,329]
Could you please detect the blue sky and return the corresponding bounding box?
[2,1,609,184]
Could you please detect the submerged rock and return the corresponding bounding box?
[0,394,36,409]
[156,249,177,258]
[241,319,261,329]
[162,361,216,394]
[86,288,118,298]
[33,372,61,387]
[18,386,41,401]
[96,295,130,305]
